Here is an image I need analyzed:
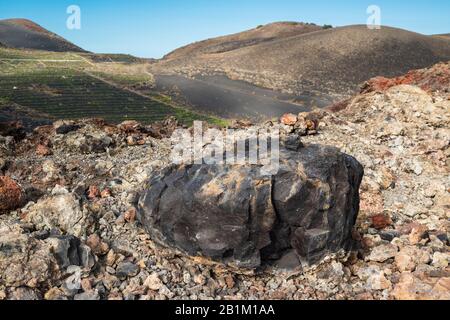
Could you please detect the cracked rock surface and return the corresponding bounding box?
[138,144,363,268]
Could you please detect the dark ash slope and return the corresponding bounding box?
[157,25,450,97]
[0,19,86,52]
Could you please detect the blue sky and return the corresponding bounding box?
[1,0,449,58]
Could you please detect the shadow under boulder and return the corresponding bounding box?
[138,144,364,269]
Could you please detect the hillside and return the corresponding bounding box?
[0,18,86,52]
[164,22,323,59]
[151,24,450,119]
[3,19,448,122]
[434,33,450,40]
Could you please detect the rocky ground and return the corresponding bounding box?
[0,62,449,300]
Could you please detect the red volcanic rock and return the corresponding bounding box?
[0,176,23,213]
[280,113,298,126]
[87,185,101,200]
[361,76,396,93]
[361,62,450,94]
[371,214,392,230]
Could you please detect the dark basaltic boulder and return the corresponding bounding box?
[138,144,363,269]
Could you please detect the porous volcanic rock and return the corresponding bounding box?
[138,144,364,268]
[0,176,23,214]
[22,193,91,237]
[0,221,60,288]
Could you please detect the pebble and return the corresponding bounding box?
[87,185,101,200]
[379,230,400,242]
[106,266,116,274]
[280,113,298,126]
[124,207,137,223]
[356,265,391,290]
[194,274,206,285]
[395,246,431,272]
[183,271,191,284]
[371,214,392,230]
[44,287,67,301]
[74,290,100,301]
[409,224,429,245]
[366,244,398,262]
[225,275,235,289]
[431,252,449,269]
[412,162,423,176]
[106,249,117,266]
[0,176,23,212]
[116,262,139,280]
[144,273,163,291]
[86,234,110,255]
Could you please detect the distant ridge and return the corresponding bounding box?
[164,22,324,59]
[0,18,86,52]
[433,33,450,40]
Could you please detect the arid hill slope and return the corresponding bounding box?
[164,22,323,59]
[434,33,450,40]
[0,19,86,52]
[154,24,450,99]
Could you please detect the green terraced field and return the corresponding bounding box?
[90,71,153,87]
[0,68,222,125]
[84,53,152,64]
[0,48,226,126]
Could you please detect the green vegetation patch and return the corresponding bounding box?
[0,47,227,126]
[90,71,153,87]
[0,67,223,125]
